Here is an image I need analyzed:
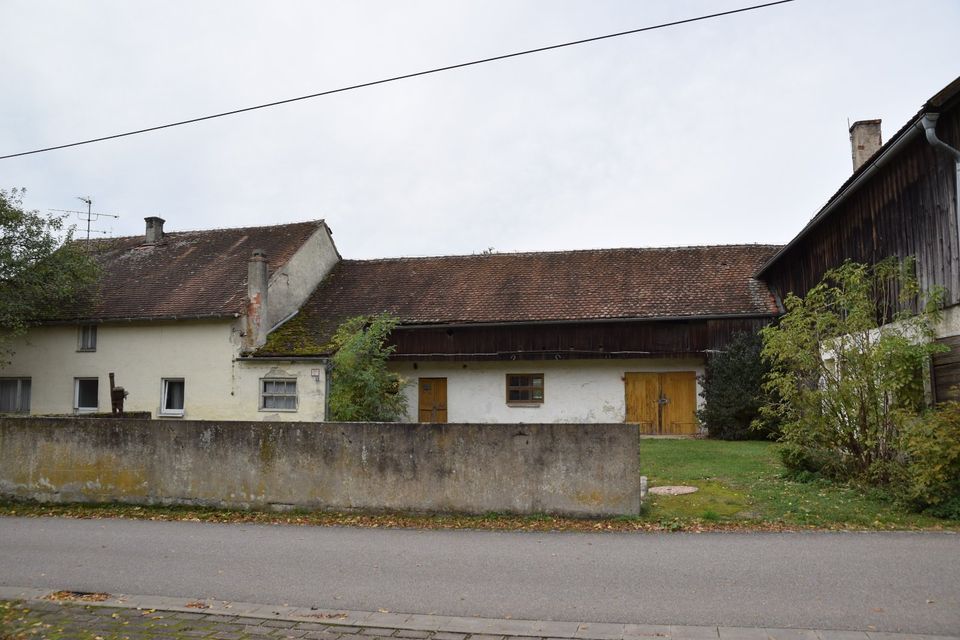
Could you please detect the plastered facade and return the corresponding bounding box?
[1,322,327,421]
[392,358,705,423]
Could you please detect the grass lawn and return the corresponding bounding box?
[0,439,955,532]
[641,438,958,529]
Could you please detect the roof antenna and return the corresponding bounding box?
[49,196,120,240]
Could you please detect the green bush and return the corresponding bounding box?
[898,402,960,519]
[760,258,945,480]
[697,331,777,440]
[328,313,408,422]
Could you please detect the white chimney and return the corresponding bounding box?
[244,249,269,350]
[849,120,882,171]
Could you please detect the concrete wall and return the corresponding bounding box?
[393,358,705,423]
[0,417,641,517]
[0,323,327,421]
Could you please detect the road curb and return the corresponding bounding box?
[0,586,956,640]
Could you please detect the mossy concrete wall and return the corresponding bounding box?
[0,417,640,517]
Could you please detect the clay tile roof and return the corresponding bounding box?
[263,244,781,355]
[53,220,325,322]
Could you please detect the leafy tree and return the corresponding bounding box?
[698,331,777,440]
[328,313,408,422]
[0,189,99,361]
[759,258,945,482]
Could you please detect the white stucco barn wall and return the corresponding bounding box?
[392,358,704,423]
[0,322,327,421]
[267,223,340,327]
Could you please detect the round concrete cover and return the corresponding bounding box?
[649,485,699,495]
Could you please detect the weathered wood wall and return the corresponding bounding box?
[933,335,960,403]
[387,316,773,360]
[761,106,960,306]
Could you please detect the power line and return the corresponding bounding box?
[0,0,797,161]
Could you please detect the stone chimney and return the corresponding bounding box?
[144,216,166,244]
[849,120,882,171]
[244,249,269,350]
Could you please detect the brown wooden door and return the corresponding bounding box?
[624,373,659,433]
[418,378,447,423]
[625,371,697,435]
[660,371,698,435]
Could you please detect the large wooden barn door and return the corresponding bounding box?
[418,378,448,423]
[624,373,659,433]
[625,372,697,435]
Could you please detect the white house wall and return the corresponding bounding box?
[267,223,340,327]
[1,322,327,421]
[392,358,705,423]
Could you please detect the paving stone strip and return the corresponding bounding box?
[0,587,955,640]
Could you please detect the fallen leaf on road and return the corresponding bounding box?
[46,591,111,602]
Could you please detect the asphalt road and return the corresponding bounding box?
[0,517,957,635]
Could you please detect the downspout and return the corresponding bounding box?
[919,113,960,246]
[324,360,333,421]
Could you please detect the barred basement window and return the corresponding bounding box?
[0,378,31,413]
[506,373,544,404]
[261,378,297,411]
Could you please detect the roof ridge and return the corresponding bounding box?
[76,219,325,243]
[343,243,784,264]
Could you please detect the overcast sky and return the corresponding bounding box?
[1,0,958,259]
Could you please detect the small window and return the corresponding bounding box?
[74,378,99,413]
[506,373,544,404]
[0,378,31,413]
[161,378,185,416]
[261,378,297,411]
[78,325,97,352]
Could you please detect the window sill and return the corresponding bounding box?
[76,349,97,353]
[75,408,98,414]
[259,408,299,413]
[507,403,542,408]
[159,412,184,418]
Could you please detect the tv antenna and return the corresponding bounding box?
[49,196,119,240]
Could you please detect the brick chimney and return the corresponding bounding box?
[144,216,166,244]
[849,120,882,171]
[244,249,269,350]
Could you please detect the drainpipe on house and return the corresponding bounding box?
[919,113,960,248]
[324,360,333,421]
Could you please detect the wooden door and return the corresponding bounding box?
[418,378,447,423]
[624,373,659,433]
[625,371,697,435]
[660,372,698,435]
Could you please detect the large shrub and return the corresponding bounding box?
[697,331,776,440]
[897,402,960,519]
[759,258,945,482]
[328,313,408,422]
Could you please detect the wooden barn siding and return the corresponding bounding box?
[387,317,773,361]
[933,335,960,404]
[763,106,960,307]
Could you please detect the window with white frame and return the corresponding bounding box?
[160,378,185,416]
[78,325,97,352]
[260,378,297,411]
[0,378,31,413]
[74,378,99,413]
